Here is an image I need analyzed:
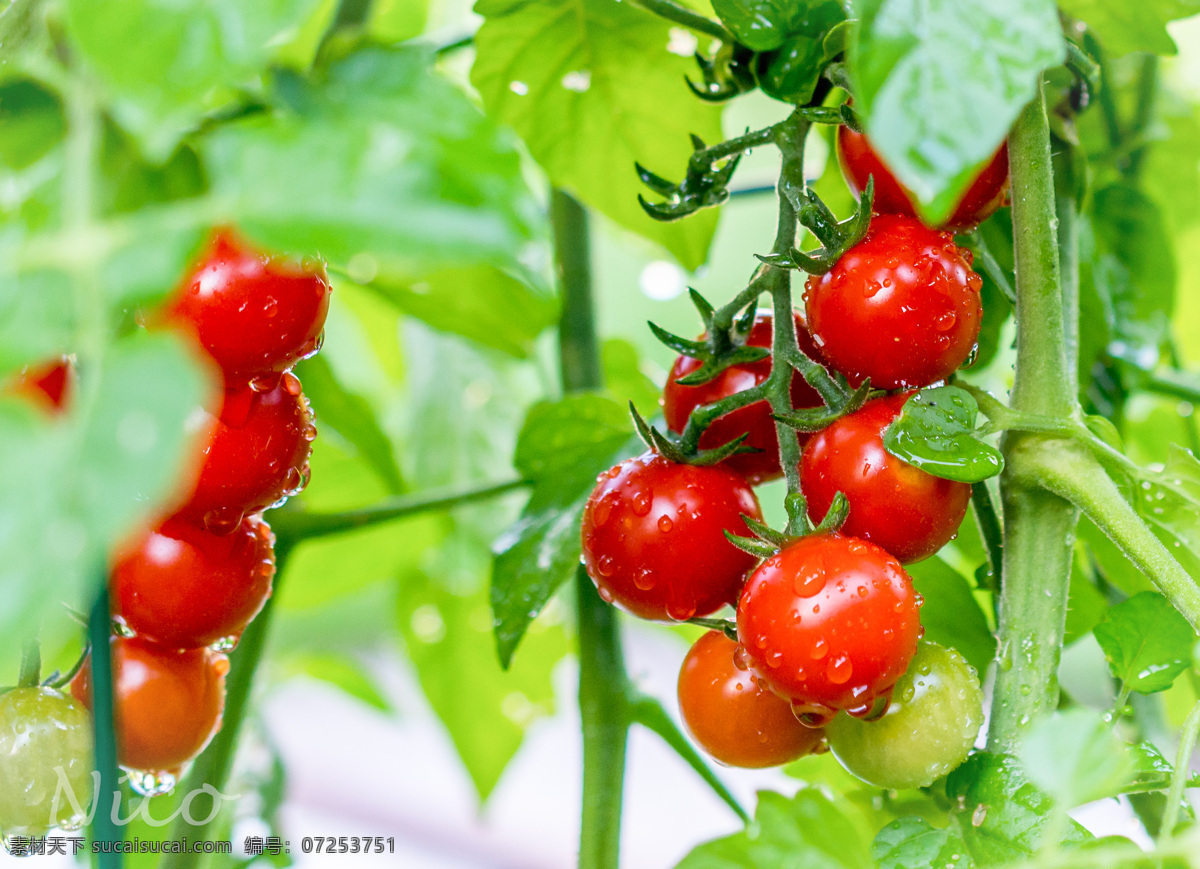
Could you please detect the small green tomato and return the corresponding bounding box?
[827,640,983,789]
[0,687,94,835]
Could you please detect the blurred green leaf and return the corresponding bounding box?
[1123,740,1200,793]
[883,386,1004,483]
[872,817,973,869]
[1142,92,1200,235]
[603,338,663,412]
[285,652,390,711]
[906,557,996,675]
[1063,549,1109,645]
[1132,445,1200,580]
[64,0,327,157]
[205,47,542,275]
[493,394,639,667]
[1018,708,1135,807]
[1058,0,1200,55]
[369,0,430,41]
[472,0,723,270]
[674,788,874,869]
[0,79,63,170]
[849,0,1064,224]
[367,265,557,359]
[0,269,75,375]
[1094,590,1196,694]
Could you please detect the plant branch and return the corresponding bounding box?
[628,693,749,823]
[88,585,123,868]
[1160,700,1200,839]
[269,478,529,543]
[970,482,1003,592]
[628,0,733,42]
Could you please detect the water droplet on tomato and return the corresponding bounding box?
[597,555,615,577]
[810,637,828,660]
[281,372,302,396]
[826,653,852,684]
[125,768,178,798]
[631,490,652,516]
[657,515,674,533]
[733,644,752,671]
[633,568,655,590]
[203,506,244,535]
[934,310,957,331]
[666,599,696,621]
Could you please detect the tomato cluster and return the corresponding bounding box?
[2,229,331,794]
[582,131,998,779]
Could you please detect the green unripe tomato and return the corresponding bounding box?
[827,641,983,789]
[0,687,94,835]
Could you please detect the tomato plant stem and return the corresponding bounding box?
[553,189,630,869]
[628,0,732,42]
[87,585,123,868]
[1160,700,1200,839]
[988,82,1081,753]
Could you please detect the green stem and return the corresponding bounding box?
[268,478,529,542]
[553,189,630,869]
[1144,369,1200,405]
[88,586,123,868]
[628,0,732,42]
[1124,54,1158,180]
[988,81,1081,752]
[970,482,1003,592]
[627,693,749,823]
[1056,188,1080,398]
[1160,700,1200,839]
[968,228,1016,304]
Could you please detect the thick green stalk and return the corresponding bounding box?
[988,83,1081,753]
[88,586,123,868]
[1160,700,1200,839]
[553,189,629,869]
[628,0,732,41]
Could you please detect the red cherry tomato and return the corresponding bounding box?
[800,393,970,564]
[662,312,823,485]
[837,125,1009,231]
[581,453,762,621]
[111,515,276,650]
[10,356,74,412]
[71,637,227,773]
[177,373,315,530]
[166,229,330,382]
[678,630,826,768]
[804,214,982,390]
[736,534,922,723]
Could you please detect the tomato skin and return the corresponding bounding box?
[662,312,824,484]
[678,631,826,768]
[581,453,762,621]
[0,687,93,834]
[827,640,983,788]
[71,637,227,773]
[166,229,330,382]
[804,214,982,390]
[111,515,275,650]
[177,374,315,530]
[800,393,970,564]
[11,356,74,412]
[736,534,921,718]
[836,125,1009,231]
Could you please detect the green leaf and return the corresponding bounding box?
[294,354,403,493]
[712,0,844,52]
[205,46,541,275]
[471,0,723,270]
[848,0,1064,224]
[945,753,1093,863]
[399,571,567,801]
[1018,708,1135,807]
[1063,549,1109,645]
[674,788,873,869]
[64,0,327,157]
[873,817,974,869]
[0,269,75,375]
[493,394,639,667]
[1093,590,1197,694]
[602,338,663,412]
[0,331,212,666]
[1124,740,1200,794]
[1129,445,1200,581]
[906,557,996,676]
[0,79,64,171]
[286,652,391,711]
[1058,0,1200,55]
[367,265,557,359]
[883,386,1004,483]
[369,0,430,41]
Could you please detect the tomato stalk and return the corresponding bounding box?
[627,0,732,42]
[1160,699,1200,838]
[87,585,124,868]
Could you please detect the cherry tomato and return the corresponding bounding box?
[804,214,982,390]
[662,312,824,485]
[177,373,315,530]
[678,630,826,768]
[71,637,227,773]
[800,393,970,564]
[837,125,1009,231]
[10,356,74,412]
[0,687,93,834]
[827,640,983,788]
[166,229,330,382]
[736,534,922,723]
[581,453,762,621]
[111,515,275,650]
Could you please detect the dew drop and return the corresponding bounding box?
[125,767,178,798]
[631,490,652,516]
[809,637,828,660]
[597,555,615,577]
[203,506,244,535]
[826,653,852,684]
[658,515,674,533]
[281,371,302,396]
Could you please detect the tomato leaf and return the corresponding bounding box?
[284,652,391,712]
[906,558,996,676]
[1018,708,1136,808]
[1057,0,1200,56]
[1093,591,1197,695]
[883,386,1004,483]
[471,0,723,270]
[1130,445,1200,581]
[1124,740,1200,794]
[872,817,974,869]
[493,394,639,668]
[711,0,842,51]
[848,0,1064,224]
[674,788,874,869]
[945,753,1093,863]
